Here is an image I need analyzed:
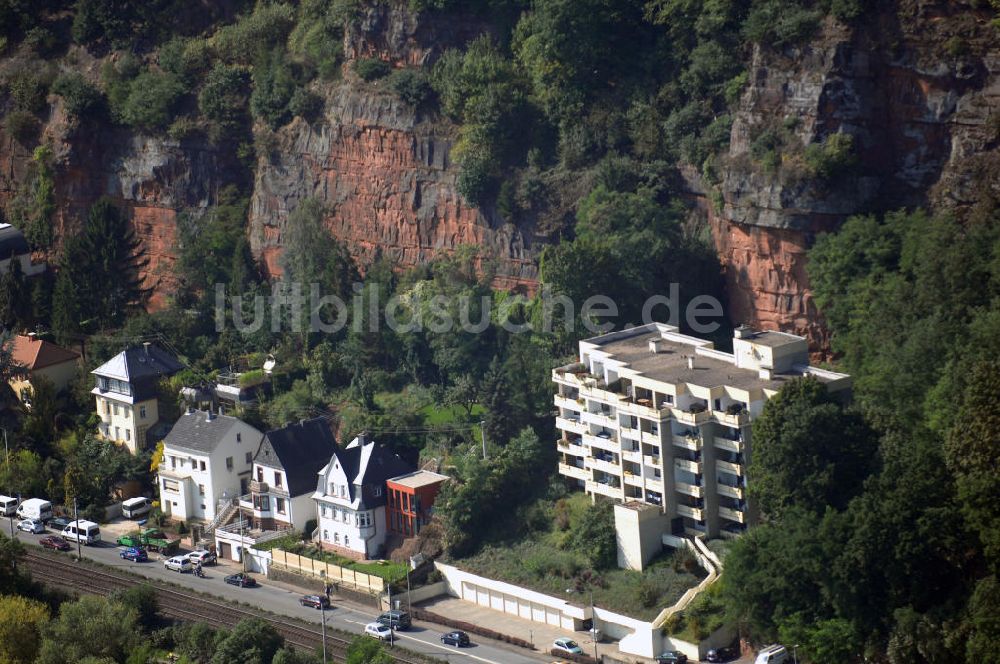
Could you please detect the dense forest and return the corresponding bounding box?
[1,1,999,663]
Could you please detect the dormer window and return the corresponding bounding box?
[372,486,382,497]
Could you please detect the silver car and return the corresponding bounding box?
[17,518,45,534]
[164,555,192,572]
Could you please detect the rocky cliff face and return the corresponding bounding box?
[683,2,1000,351]
[248,84,538,291]
[2,1,998,348]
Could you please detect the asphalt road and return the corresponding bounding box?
[10,525,548,664]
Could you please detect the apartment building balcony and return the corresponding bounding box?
[713,410,749,427]
[553,394,582,411]
[555,416,587,436]
[677,504,704,520]
[674,457,703,474]
[585,432,619,453]
[586,455,621,475]
[670,407,710,426]
[640,430,662,446]
[719,506,745,523]
[583,411,617,429]
[717,460,743,476]
[714,436,741,454]
[717,484,744,500]
[623,471,644,486]
[720,523,746,539]
[559,462,591,482]
[676,481,703,498]
[672,434,701,451]
[621,448,643,464]
[642,454,662,468]
[586,479,622,499]
[644,476,664,492]
[552,367,594,388]
[557,437,584,454]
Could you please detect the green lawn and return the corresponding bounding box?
[449,493,705,621]
[254,536,408,581]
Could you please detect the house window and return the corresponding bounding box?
[236,432,242,443]
[114,426,121,440]
[226,457,234,471]
[341,509,348,522]
[200,461,206,471]
[125,430,131,442]
[162,479,179,492]
[254,495,270,511]
[372,486,382,497]
[328,483,335,495]
[344,535,349,547]
[170,456,176,470]
[358,512,371,527]
[339,485,346,498]
[124,407,131,419]
[104,401,110,415]
[274,472,282,487]
[201,504,206,510]
[323,530,329,541]
[321,506,328,518]
[334,533,340,544]
[198,484,205,496]
[113,404,119,416]
[257,468,263,482]
[245,452,252,464]
[276,497,286,514]
[139,405,147,419]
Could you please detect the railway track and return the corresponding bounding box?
[23,550,427,664]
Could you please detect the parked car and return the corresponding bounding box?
[164,555,192,572]
[17,518,45,534]
[299,594,330,609]
[364,622,393,641]
[754,645,789,664]
[655,651,688,664]
[440,630,470,647]
[377,609,411,630]
[120,547,148,562]
[49,516,72,531]
[224,572,257,588]
[39,535,71,551]
[706,645,737,662]
[186,549,217,566]
[553,638,584,655]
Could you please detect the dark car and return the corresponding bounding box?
[706,646,737,662]
[39,535,71,551]
[441,630,470,647]
[299,594,330,609]
[49,517,72,530]
[120,547,148,562]
[655,651,688,664]
[224,573,257,588]
[377,610,411,630]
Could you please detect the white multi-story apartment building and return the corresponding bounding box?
[553,323,850,569]
[313,433,413,560]
[91,343,184,453]
[158,409,264,523]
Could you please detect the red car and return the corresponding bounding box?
[39,536,71,551]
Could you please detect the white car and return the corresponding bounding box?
[186,549,217,565]
[164,555,192,572]
[553,637,584,655]
[17,518,45,534]
[365,622,393,641]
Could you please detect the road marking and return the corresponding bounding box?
[341,619,511,664]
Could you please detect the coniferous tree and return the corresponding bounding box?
[0,251,29,329]
[79,197,150,326]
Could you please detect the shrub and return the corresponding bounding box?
[353,58,391,82]
[9,70,49,112]
[388,68,431,106]
[83,502,105,523]
[288,88,323,121]
[52,72,103,118]
[4,110,39,143]
[167,116,202,141]
[456,148,496,205]
[743,0,822,47]
[177,521,189,535]
[159,37,211,87]
[212,3,296,65]
[116,71,184,130]
[251,50,296,129]
[198,64,251,132]
[24,26,58,55]
[804,133,857,180]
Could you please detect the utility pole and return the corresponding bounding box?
[406,568,411,612]
[480,421,487,460]
[239,515,247,573]
[387,582,393,647]
[590,587,598,663]
[320,603,328,664]
[74,497,81,561]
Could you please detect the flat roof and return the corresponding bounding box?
[590,331,838,390]
[737,330,804,348]
[387,469,449,489]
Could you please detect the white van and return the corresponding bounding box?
[754,645,790,664]
[121,497,152,519]
[62,520,101,545]
[0,495,18,517]
[16,498,52,522]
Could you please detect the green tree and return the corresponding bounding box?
[279,198,357,305]
[198,64,251,135]
[0,593,50,664]
[944,360,1000,571]
[569,499,616,569]
[109,584,158,629]
[0,449,45,498]
[0,252,29,329]
[748,377,876,520]
[251,49,296,129]
[0,332,27,406]
[36,595,140,663]
[210,618,283,664]
[966,575,1000,662]
[345,635,392,664]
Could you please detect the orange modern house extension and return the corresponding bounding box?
[385,470,448,538]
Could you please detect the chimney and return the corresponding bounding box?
[206,408,215,422]
[687,356,696,370]
[27,331,36,339]
[186,405,195,415]
[648,338,662,354]
[734,324,757,339]
[759,366,773,381]
[218,405,224,417]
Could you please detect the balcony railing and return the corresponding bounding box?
[713,436,741,454]
[713,410,749,427]
[718,506,745,523]
[670,407,710,425]
[249,480,268,493]
[623,471,644,486]
[677,504,704,520]
[559,463,590,482]
[717,484,743,500]
[672,434,700,451]
[717,460,743,476]
[676,481,703,498]
[674,458,703,474]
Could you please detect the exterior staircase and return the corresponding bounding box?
[204,499,238,536]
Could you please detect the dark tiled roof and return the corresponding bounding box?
[92,344,185,401]
[164,410,261,455]
[0,224,29,259]
[260,418,339,496]
[332,436,413,507]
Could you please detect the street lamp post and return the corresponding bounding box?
[792,644,799,664]
[566,586,600,663]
